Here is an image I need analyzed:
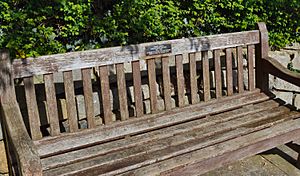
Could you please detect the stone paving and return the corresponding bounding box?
[202,144,300,176]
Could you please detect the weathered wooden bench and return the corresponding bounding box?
[1,22,300,175]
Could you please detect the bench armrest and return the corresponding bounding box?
[263,56,300,87]
[1,101,42,175]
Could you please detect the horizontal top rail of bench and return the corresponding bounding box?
[12,30,260,78]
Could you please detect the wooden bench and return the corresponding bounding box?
[1,22,300,176]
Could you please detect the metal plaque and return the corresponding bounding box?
[145,44,172,56]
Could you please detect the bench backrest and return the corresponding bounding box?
[0,23,268,141]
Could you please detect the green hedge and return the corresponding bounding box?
[0,0,299,58]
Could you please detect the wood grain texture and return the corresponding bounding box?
[1,102,43,175]
[176,55,185,107]
[0,50,43,175]
[44,74,60,136]
[255,22,269,91]
[132,61,143,117]
[12,31,260,78]
[81,68,95,128]
[41,100,280,171]
[116,63,129,121]
[264,56,300,87]
[63,71,78,132]
[42,102,292,175]
[202,51,210,101]
[0,50,15,103]
[99,65,113,124]
[214,50,222,98]
[237,46,244,93]
[147,58,158,113]
[35,90,264,157]
[24,77,42,140]
[162,115,300,176]
[189,53,198,104]
[112,108,296,176]
[247,45,255,91]
[226,48,233,96]
[162,57,172,110]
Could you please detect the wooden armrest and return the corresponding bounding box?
[263,56,300,87]
[1,101,42,175]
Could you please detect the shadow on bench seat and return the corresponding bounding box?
[1,22,300,175]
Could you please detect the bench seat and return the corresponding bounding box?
[36,91,300,175]
[1,22,300,175]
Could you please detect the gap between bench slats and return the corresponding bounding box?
[35,90,266,157]
[41,99,281,170]
[43,104,298,175]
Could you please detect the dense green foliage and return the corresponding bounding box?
[0,0,299,58]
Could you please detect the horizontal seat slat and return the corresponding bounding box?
[161,115,300,176]
[120,112,300,176]
[41,100,281,170]
[12,30,260,78]
[43,105,299,175]
[35,90,265,157]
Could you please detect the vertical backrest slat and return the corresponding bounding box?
[247,45,255,91]
[237,46,244,93]
[189,53,199,104]
[23,77,42,140]
[44,74,60,136]
[81,68,95,128]
[63,71,78,132]
[226,48,233,96]
[99,65,113,124]
[214,50,222,98]
[116,63,129,121]
[175,55,185,107]
[132,61,143,117]
[202,51,210,101]
[147,58,158,113]
[162,57,172,111]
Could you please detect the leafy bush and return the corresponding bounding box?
[0,0,299,58]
